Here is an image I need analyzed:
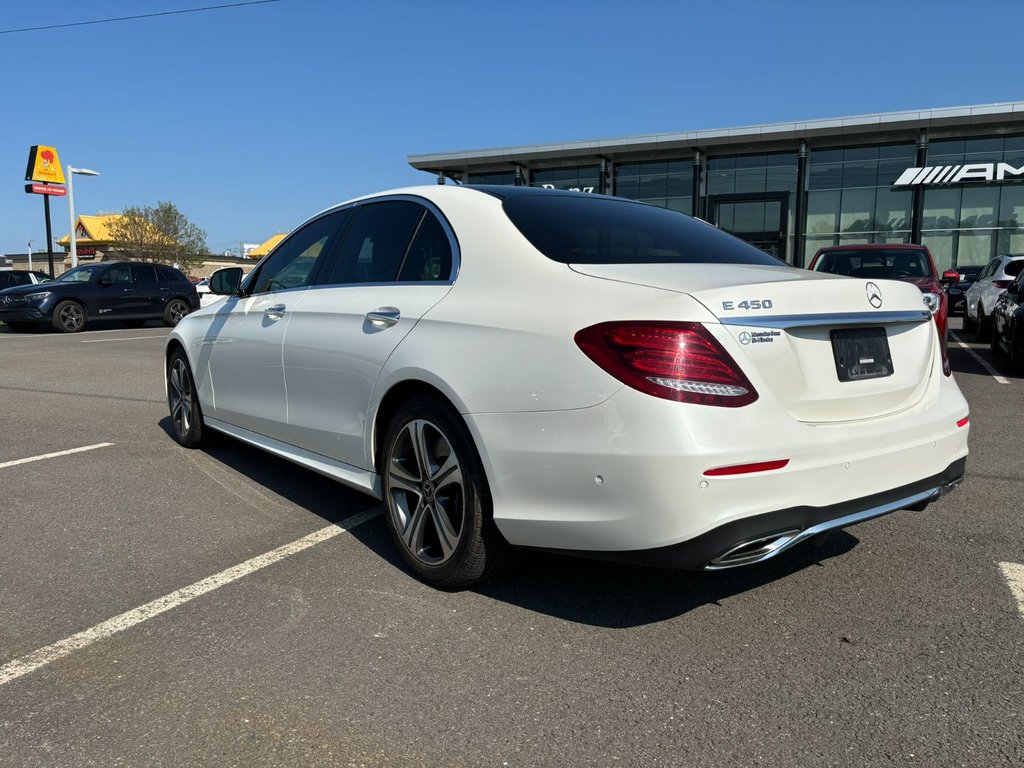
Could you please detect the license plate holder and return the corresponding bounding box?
[831,327,893,382]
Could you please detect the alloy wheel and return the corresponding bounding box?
[168,357,193,438]
[168,300,189,325]
[59,304,84,331]
[386,418,465,566]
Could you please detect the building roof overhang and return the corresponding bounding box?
[408,101,1024,173]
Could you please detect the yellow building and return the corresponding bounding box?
[247,232,287,258]
[56,214,125,259]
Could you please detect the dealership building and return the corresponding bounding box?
[407,101,1024,271]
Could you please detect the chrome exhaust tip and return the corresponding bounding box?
[706,529,801,569]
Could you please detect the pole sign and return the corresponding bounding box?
[893,162,1024,187]
[25,182,67,197]
[25,145,66,185]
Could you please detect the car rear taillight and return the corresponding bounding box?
[993,279,1013,289]
[574,322,758,407]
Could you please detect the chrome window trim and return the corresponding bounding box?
[719,310,931,329]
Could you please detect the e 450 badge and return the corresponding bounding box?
[721,299,774,311]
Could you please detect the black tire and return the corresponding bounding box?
[963,306,976,334]
[380,396,507,589]
[976,308,992,343]
[1009,332,1024,375]
[990,322,1003,357]
[121,319,147,329]
[3,322,33,333]
[51,300,87,333]
[167,349,206,448]
[163,298,191,327]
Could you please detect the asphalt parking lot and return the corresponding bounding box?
[0,318,1021,767]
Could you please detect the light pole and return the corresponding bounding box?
[67,166,100,269]
[27,239,35,271]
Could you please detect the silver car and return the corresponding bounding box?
[964,254,1024,341]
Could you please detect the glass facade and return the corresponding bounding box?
[804,144,915,263]
[706,153,797,262]
[467,170,516,186]
[613,160,693,214]
[920,136,1024,270]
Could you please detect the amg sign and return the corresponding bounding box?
[893,162,1024,187]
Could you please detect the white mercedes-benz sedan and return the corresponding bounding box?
[165,185,969,588]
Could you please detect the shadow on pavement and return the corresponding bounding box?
[159,416,860,628]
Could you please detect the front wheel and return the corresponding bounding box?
[52,300,86,333]
[167,349,206,447]
[963,306,976,333]
[381,397,506,589]
[163,298,191,327]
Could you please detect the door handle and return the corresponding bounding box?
[264,304,286,319]
[366,307,400,328]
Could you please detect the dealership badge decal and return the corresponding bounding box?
[739,331,751,345]
[866,282,883,308]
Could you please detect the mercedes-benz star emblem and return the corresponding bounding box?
[865,282,883,309]
[739,331,752,345]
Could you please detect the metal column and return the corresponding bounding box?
[692,150,704,219]
[793,141,809,267]
[911,129,928,244]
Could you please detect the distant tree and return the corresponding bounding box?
[107,201,208,272]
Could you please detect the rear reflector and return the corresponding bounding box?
[957,416,969,428]
[704,459,790,477]
[574,321,758,407]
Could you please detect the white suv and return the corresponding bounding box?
[964,254,1024,341]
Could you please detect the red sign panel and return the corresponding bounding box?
[25,183,67,197]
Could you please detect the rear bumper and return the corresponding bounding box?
[466,365,969,559]
[544,457,964,570]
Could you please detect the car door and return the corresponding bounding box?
[283,198,456,467]
[93,264,138,318]
[199,210,350,441]
[130,263,161,316]
[967,258,997,318]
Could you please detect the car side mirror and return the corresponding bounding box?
[210,267,243,295]
[941,270,959,285]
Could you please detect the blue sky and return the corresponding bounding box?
[1,0,1021,258]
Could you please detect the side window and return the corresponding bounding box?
[105,265,132,285]
[982,259,999,279]
[132,264,158,284]
[12,273,31,286]
[156,265,184,283]
[251,209,350,294]
[398,211,453,282]
[324,201,425,285]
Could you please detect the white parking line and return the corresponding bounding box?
[949,331,1010,384]
[0,510,380,687]
[0,443,114,470]
[999,562,1024,619]
[79,335,167,344]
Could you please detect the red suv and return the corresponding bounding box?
[808,244,959,371]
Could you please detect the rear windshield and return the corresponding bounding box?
[813,249,932,279]
[502,196,782,266]
[1006,259,1024,277]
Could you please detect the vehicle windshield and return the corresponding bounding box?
[813,249,932,279]
[502,195,783,266]
[54,264,108,283]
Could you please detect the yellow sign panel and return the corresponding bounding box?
[25,145,66,185]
